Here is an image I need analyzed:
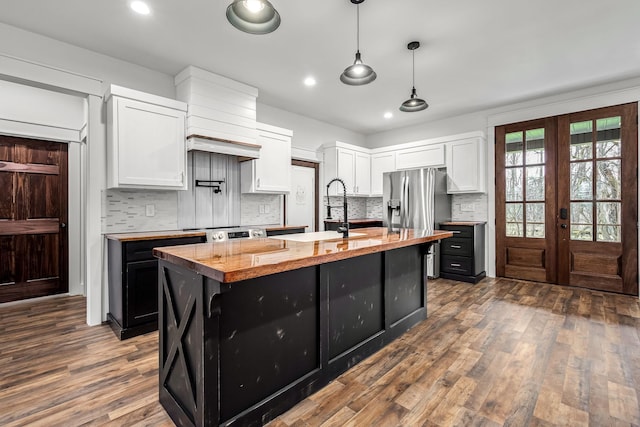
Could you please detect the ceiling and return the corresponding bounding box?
[1,0,640,135]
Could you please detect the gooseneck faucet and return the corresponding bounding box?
[326,178,349,237]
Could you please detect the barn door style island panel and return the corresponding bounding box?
[153,227,452,427]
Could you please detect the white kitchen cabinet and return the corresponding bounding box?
[106,85,187,190]
[323,142,370,196]
[395,143,445,170]
[446,136,486,193]
[370,151,396,196]
[240,123,292,193]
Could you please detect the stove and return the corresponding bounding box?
[183,226,266,242]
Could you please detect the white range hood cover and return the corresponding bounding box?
[176,66,261,158]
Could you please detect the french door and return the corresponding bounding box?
[496,103,638,295]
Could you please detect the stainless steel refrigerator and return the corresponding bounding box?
[382,168,451,278]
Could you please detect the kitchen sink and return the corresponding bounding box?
[269,230,365,242]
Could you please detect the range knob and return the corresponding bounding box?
[212,231,225,241]
[252,230,264,238]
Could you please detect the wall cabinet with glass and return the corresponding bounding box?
[105,85,188,190]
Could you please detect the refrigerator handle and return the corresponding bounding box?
[401,175,409,228]
[399,176,405,227]
[404,175,410,228]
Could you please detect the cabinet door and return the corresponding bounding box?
[125,259,158,327]
[354,151,370,195]
[396,144,445,170]
[370,152,395,196]
[336,148,355,195]
[446,138,485,193]
[113,97,186,189]
[242,131,291,193]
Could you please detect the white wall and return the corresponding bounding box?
[257,103,366,152]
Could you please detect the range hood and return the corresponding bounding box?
[175,66,261,159]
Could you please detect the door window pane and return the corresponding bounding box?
[570,202,593,241]
[505,131,523,166]
[596,159,621,200]
[506,203,523,237]
[506,168,523,201]
[570,162,593,200]
[570,120,593,160]
[525,129,545,165]
[596,116,621,158]
[526,166,545,201]
[526,203,545,238]
[597,202,621,242]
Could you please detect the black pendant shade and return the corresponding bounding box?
[340,0,376,86]
[400,41,428,112]
[226,0,281,35]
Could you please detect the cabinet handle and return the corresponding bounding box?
[451,245,461,249]
[451,263,461,267]
[257,178,260,188]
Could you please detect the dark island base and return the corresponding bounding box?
[440,270,487,284]
[158,243,430,427]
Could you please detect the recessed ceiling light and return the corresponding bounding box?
[384,112,393,119]
[130,1,151,15]
[304,77,316,87]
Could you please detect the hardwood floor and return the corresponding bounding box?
[1,277,639,426]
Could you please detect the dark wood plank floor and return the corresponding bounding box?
[1,277,639,426]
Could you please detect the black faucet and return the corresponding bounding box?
[326,178,349,238]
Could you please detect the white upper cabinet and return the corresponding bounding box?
[323,142,370,196]
[395,143,445,170]
[446,136,486,194]
[240,123,292,194]
[370,151,396,196]
[106,85,187,190]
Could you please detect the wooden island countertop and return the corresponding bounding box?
[153,227,453,283]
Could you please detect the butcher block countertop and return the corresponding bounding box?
[105,230,206,242]
[153,227,453,283]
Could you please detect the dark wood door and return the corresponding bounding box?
[556,103,638,294]
[496,103,638,295]
[0,135,68,303]
[496,118,558,283]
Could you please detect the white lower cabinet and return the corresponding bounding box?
[240,123,292,194]
[370,151,395,196]
[106,85,187,190]
[446,136,486,193]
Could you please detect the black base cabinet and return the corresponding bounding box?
[107,235,205,340]
[439,222,486,284]
[158,243,430,427]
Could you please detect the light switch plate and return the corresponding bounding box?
[460,203,475,212]
[145,204,155,217]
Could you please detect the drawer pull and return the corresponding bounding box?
[451,230,461,234]
[451,263,461,267]
[451,245,461,249]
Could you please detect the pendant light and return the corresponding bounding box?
[340,0,376,86]
[226,0,281,35]
[400,41,428,112]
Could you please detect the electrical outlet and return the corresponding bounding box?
[145,204,155,217]
[259,205,265,214]
[264,205,270,214]
[460,203,475,212]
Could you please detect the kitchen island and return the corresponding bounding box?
[153,227,452,427]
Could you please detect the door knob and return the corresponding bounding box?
[60,223,67,228]
[560,223,567,229]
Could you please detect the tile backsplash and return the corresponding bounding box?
[241,194,282,226]
[102,189,179,233]
[366,197,383,219]
[324,196,368,221]
[451,193,488,222]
